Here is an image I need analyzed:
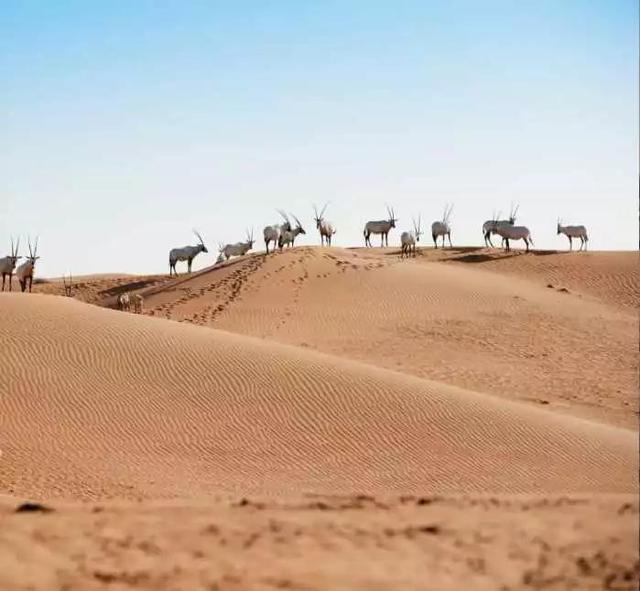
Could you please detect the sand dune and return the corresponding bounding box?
[0,293,635,502]
[113,247,638,428]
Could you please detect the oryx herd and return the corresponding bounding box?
[1,202,590,295]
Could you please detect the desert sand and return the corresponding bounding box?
[1,246,638,590]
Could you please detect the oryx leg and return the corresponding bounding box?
[568,236,572,251]
[188,258,193,273]
[29,275,33,292]
[448,233,452,248]
[19,279,25,293]
[1,273,4,291]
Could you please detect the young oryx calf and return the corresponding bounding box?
[400,215,423,258]
[132,293,144,314]
[16,237,40,293]
[263,210,292,255]
[169,230,208,276]
[557,219,588,251]
[278,214,306,250]
[117,292,131,311]
[313,202,336,246]
[364,205,397,247]
[494,223,534,252]
[431,204,453,248]
[219,229,255,261]
[0,237,21,292]
[482,204,518,247]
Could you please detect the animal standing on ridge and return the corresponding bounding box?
[63,273,74,297]
[278,213,306,250]
[400,215,422,258]
[0,238,21,292]
[313,202,336,246]
[117,292,130,311]
[431,204,453,248]
[557,219,588,251]
[364,206,397,247]
[219,229,255,261]
[16,237,40,293]
[482,204,518,247]
[263,210,292,255]
[493,218,534,252]
[132,293,144,314]
[169,230,208,276]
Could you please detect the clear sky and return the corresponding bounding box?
[1,1,638,276]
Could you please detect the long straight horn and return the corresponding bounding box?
[313,203,319,220]
[34,236,39,257]
[193,229,205,245]
[320,201,329,218]
[28,237,33,259]
[14,237,20,257]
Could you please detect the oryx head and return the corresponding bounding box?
[413,215,423,242]
[26,236,40,266]
[245,228,255,248]
[386,204,398,228]
[7,237,21,268]
[194,230,208,253]
[313,202,329,230]
[290,213,306,235]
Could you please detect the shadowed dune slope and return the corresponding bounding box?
[137,247,637,428]
[0,294,636,501]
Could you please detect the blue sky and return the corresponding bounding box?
[1,1,637,276]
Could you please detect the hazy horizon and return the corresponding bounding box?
[2,1,638,277]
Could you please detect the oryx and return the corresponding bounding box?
[16,236,40,293]
[117,292,131,311]
[278,213,306,249]
[364,205,397,247]
[219,229,255,261]
[494,223,534,252]
[557,219,588,251]
[63,273,74,297]
[313,202,336,246]
[482,204,518,247]
[400,215,422,258]
[431,204,453,248]
[131,293,144,314]
[169,230,208,275]
[0,237,21,292]
[263,210,292,254]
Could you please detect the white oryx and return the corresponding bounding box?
[132,293,144,314]
[431,204,453,248]
[494,222,534,252]
[63,273,74,297]
[263,210,292,254]
[219,229,255,261]
[482,204,518,247]
[169,230,208,276]
[313,202,336,246]
[557,219,588,251]
[117,292,131,311]
[278,213,306,250]
[16,237,40,293]
[0,237,21,292]
[400,215,423,258]
[364,205,397,247]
